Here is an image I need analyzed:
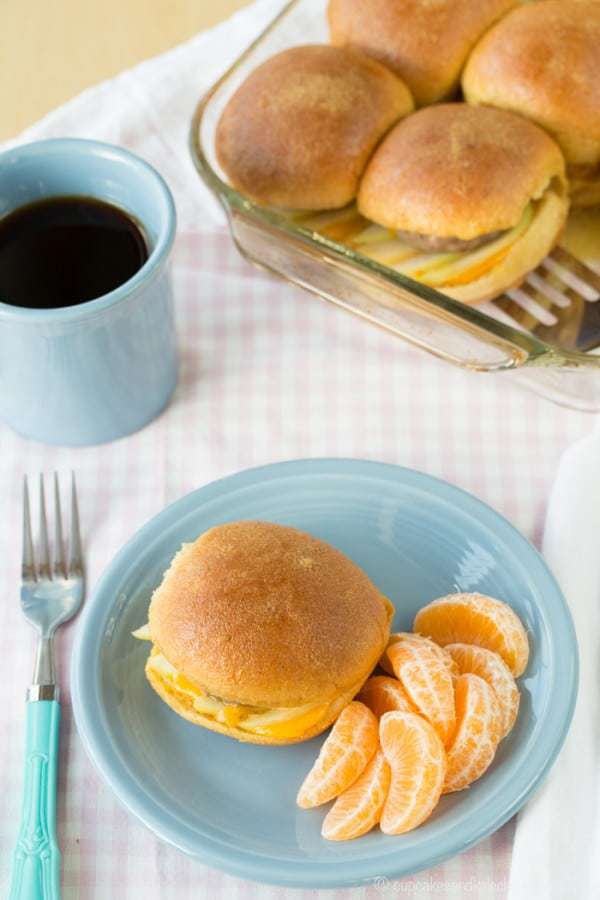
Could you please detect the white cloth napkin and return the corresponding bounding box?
[508,424,600,899]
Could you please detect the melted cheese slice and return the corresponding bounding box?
[348,200,536,289]
[420,203,534,287]
[134,625,330,739]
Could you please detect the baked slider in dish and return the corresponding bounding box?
[215,44,413,210]
[462,1,600,207]
[327,0,518,107]
[357,104,568,304]
[133,521,394,745]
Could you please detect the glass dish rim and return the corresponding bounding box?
[188,0,600,373]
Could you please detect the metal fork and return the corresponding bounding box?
[9,474,84,900]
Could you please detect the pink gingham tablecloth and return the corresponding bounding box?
[0,2,593,897]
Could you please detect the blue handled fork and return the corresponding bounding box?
[9,474,84,900]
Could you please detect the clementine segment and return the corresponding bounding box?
[380,632,458,677]
[414,593,529,676]
[357,675,417,718]
[444,673,502,793]
[321,749,391,841]
[296,702,378,808]
[446,643,520,738]
[379,711,446,834]
[385,636,456,746]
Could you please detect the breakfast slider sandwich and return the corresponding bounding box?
[462,1,600,207]
[134,521,394,745]
[216,44,413,210]
[357,104,568,304]
[327,0,518,107]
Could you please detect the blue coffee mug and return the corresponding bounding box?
[0,139,178,446]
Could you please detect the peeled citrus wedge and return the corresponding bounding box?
[414,593,529,677]
[380,632,458,677]
[384,635,456,746]
[444,673,502,793]
[296,702,378,808]
[379,711,446,834]
[357,675,417,718]
[321,749,390,841]
[446,643,520,738]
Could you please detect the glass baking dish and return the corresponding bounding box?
[189,0,600,411]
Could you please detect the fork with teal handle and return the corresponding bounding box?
[9,474,84,900]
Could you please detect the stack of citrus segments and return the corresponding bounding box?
[297,592,529,841]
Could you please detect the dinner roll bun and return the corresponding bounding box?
[358,104,568,303]
[216,45,413,210]
[145,521,394,744]
[463,1,600,207]
[327,0,518,107]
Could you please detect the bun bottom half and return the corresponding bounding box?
[145,662,366,746]
[442,181,568,305]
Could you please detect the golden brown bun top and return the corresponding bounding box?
[358,104,566,239]
[148,521,393,707]
[215,44,413,210]
[463,1,600,162]
[328,0,518,107]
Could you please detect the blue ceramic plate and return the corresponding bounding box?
[71,459,578,888]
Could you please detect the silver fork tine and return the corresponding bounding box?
[38,474,52,580]
[551,247,600,294]
[69,472,83,576]
[54,472,67,578]
[543,256,599,303]
[22,476,36,582]
[526,270,571,308]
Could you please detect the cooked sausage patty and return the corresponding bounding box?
[394,228,506,253]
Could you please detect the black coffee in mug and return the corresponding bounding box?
[0,195,149,309]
